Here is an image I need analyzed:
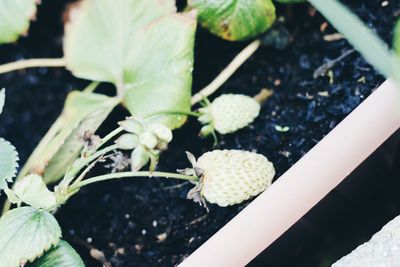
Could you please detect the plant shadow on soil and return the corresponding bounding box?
[0,0,399,266]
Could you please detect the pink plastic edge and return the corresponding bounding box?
[180,79,400,267]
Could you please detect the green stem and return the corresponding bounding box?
[63,144,118,185]
[191,39,261,105]
[144,110,200,119]
[0,58,66,74]
[79,144,118,171]
[96,127,123,149]
[69,171,198,192]
[83,82,100,93]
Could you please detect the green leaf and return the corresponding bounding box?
[0,207,62,267]
[12,174,56,209]
[0,88,5,114]
[64,0,196,128]
[188,0,276,41]
[0,138,19,191]
[308,0,400,82]
[64,0,176,84]
[394,19,400,55]
[0,0,37,44]
[122,14,196,128]
[28,240,84,267]
[17,91,119,184]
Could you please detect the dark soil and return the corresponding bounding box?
[0,0,399,266]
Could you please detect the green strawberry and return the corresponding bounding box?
[198,94,260,136]
[185,149,275,207]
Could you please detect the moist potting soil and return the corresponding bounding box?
[0,0,399,266]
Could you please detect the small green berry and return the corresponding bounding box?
[186,150,275,207]
[198,94,260,135]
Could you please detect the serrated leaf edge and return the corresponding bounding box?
[0,137,19,185]
[19,209,62,265]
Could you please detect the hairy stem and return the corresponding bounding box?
[191,40,261,105]
[0,58,66,74]
[63,144,119,186]
[69,171,198,192]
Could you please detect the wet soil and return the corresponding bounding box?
[0,0,400,266]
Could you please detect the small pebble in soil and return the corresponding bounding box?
[157,233,168,242]
[135,244,143,253]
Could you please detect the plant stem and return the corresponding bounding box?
[191,39,261,105]
[97,127,123,149]
[0,58,66,74]
[82,144,118,169]
[144,110,200,119]
[253,88,274,104]
[83,82,100,93]
[69,171,198,192]
[64,144,119,186]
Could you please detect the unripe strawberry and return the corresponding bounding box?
[186,150,275,207]
[198,94,260,136]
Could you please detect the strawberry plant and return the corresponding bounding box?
[0,0,399,265]
[0,114,275,265]
[0,2,277,262]
[0,91,84,266]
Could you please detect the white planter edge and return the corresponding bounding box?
[180,79,400,267]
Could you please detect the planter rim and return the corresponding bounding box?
[180,79,400,267]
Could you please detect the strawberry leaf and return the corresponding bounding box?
[0,207,61,267]
[28,240,84,267]
[188,0,276,41]
[18,91,119,184]
[0,0,37,44]
[64,0,196,128]
[12,174,56,209]
[0,138,19,191]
